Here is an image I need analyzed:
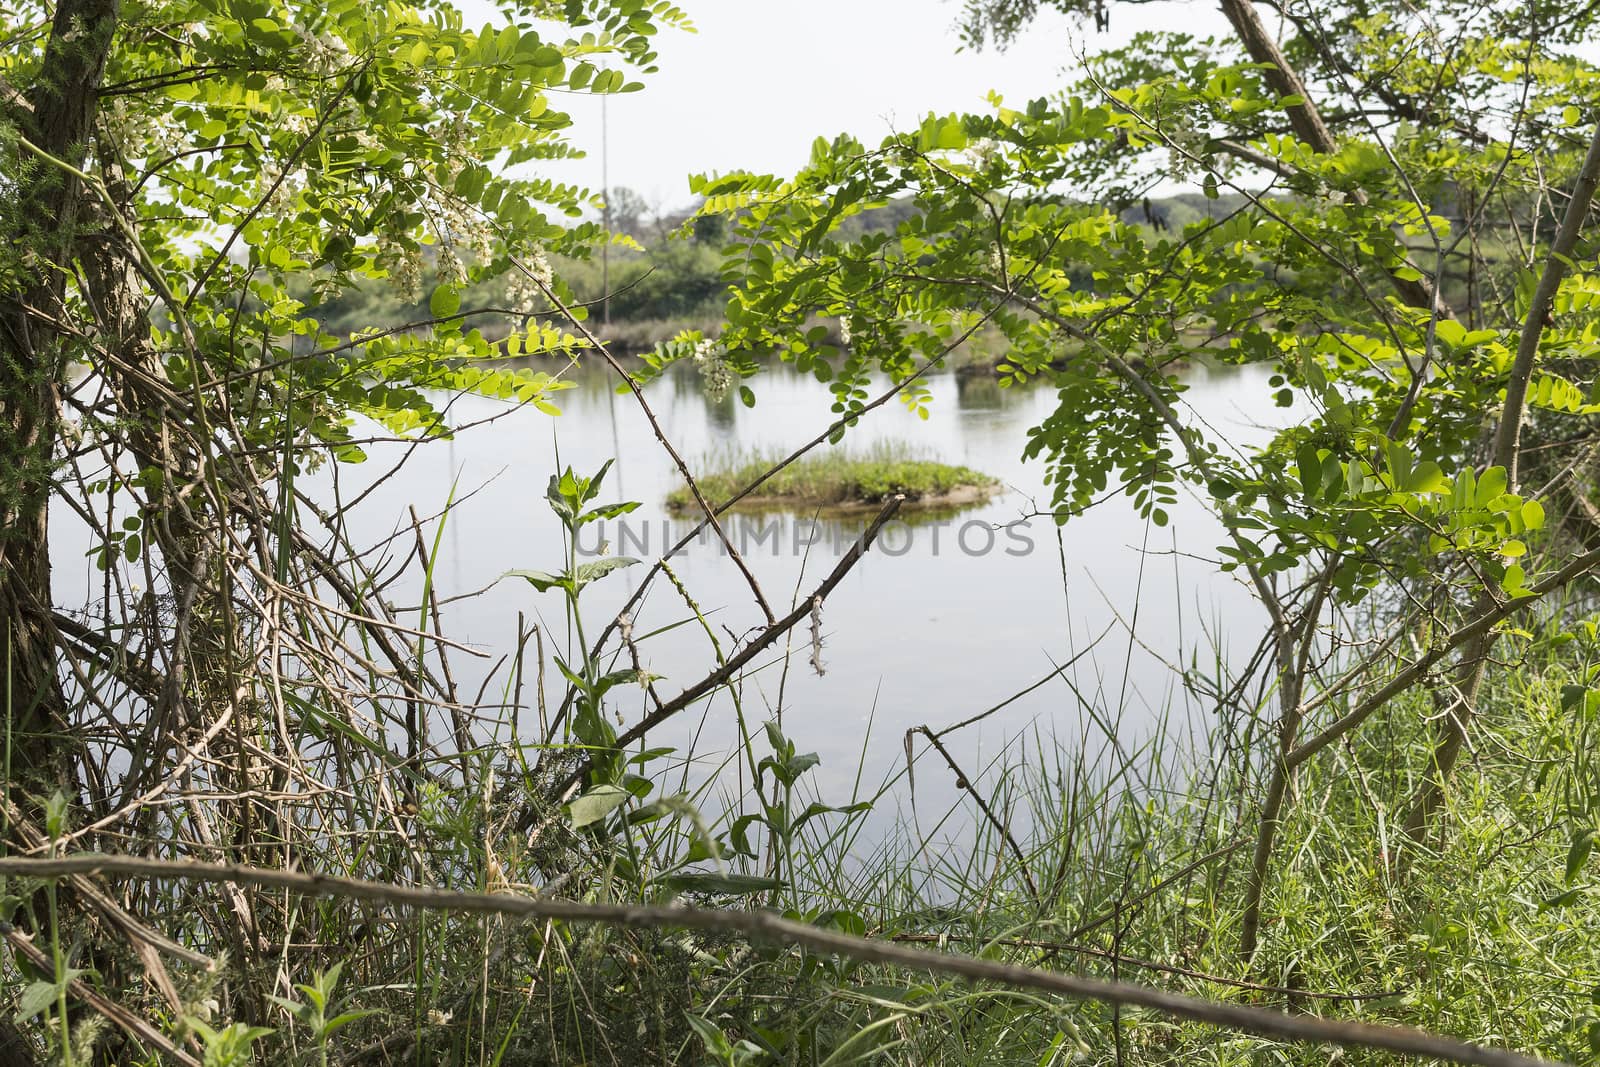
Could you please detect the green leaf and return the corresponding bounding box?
[505,568,568,593]
[656,871,786,895]
[429,285,461,318]
[1476,465,1508,506]
[792,800,871,835]
[813,908,868,936]
[566,784,632,828]
[1568,827,1595,883]
[1434,320,1467,349]
[321,1009,381,1037]
[1500,563,1526,594]
[14,980,63,1021]
[1542,887,1582,911]
[685,1014,736,1058]
[45,789,70,837]
[1405,461,1448,494]
[1296,441,1322,499]
[546,470,578,519]
[579,500,642,525]
[586,459,615,502]
[572,556,639,590]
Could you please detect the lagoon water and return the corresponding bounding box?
[344,357,1289,816]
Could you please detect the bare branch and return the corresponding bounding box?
[0,853,1564,1067]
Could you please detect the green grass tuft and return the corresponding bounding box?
[665,442,998,512]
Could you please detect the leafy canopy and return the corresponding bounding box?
[665,3,1599,609]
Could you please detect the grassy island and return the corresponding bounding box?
[665,444,999,513]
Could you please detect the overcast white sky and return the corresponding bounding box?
[530,0,1229,213]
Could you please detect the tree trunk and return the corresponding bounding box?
[0,0,121,795]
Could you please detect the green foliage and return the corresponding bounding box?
[190,1021,276,1067]
[271,962,378,1067]
[508,461,644,773]
[4,0,695,469]
[12,0,1600,1062]
[677,5,1600,620]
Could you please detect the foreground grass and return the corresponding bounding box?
[666,442,999,513]
[22,623,1600,1066]
[549,636,1585,1067]
[500,625,1600,1066]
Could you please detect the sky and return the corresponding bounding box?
[530,0,1229,214]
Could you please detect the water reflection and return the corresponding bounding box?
[953,369,1013,412]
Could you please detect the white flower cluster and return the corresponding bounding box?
[98,96,135,144]
[350,128,383,153]
[256,160,302,217]
[808,595,826,676]
[433,116,474,159]
[99,97,186,162]
[1162,121,1211,183]
[436,244,466,287]
[837,316,852,346]
[422,120,498,265]
[281,109,314,139]
[311,274,342,304]
[147,114,185,158]
[965,138,1001,168]
[692,337,734,401]
[439,197,495,263]
[381,235,424,302]
[507,245,553,313]
[294,23,351,78]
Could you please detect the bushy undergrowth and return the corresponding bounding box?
[23,620,1597,1066]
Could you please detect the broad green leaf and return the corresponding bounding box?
[14,980,63,1021]
[566,784,632,828]
[429,285,461,318]
[573,556,639,590]
[506,568,568,593]
[656,871,786,895]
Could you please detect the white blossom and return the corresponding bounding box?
[381,236,424,302]
[294,24,351,78]
[437,244,466,287]
[507,245,553,313]
[691,337,734,401]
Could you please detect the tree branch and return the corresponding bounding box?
[0,853,1564,1067]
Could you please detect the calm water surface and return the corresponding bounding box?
[345,358,1289,808]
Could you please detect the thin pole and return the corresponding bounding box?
[601,94,611,329]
